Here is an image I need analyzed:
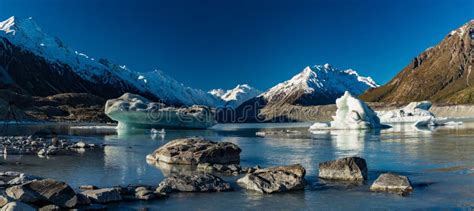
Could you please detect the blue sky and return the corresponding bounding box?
[0,0,473,91]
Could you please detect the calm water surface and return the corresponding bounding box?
[0,122,473,210]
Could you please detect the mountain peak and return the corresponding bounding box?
[0,16,16,35]
[261,64,377,105]
[209,84,261,107]
[448,19,474,38]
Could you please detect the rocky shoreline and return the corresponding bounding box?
[0,137,415,210]
[0,136,104,157]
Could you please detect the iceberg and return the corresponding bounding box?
[309,91,386,130]
[105,93,216,130]
[378,101,446,125]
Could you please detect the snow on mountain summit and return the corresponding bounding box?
[260,64,378,105]
[0,16,222,107]
[209,84,261,107]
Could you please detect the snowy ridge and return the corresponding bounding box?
[137,70,224,106]
[209,84,261,107]
[261,64,378,103]
[0,16,222,107]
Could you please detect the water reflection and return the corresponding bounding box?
[147,160,196,176]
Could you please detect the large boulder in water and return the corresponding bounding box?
[237,164,306,193]
[105,93,216,129]
[370,173,413,196]
[156,173,232,193]
[5,179,77,208]
[318,157,368,181]
[146,137,241,165]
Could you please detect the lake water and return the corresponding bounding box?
[0,122,473,210]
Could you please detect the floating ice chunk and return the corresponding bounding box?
[309,122,330,130]
[444,121,463,126]
[412,116,435,128]
[378,101,440,124]
[105,93,216,130]
[309,91,386,130]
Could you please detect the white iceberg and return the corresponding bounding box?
[105,93,216,130]
[309,91,386,131]
[378,101,447,125]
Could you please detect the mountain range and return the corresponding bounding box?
[218,64,378,122]
[4,16,470,123]
[0,16,222,107]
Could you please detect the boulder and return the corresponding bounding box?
[0,202,35,211]
[0,196,10,207]
[237,164,306,194]
[134,187,156,200]
[370,173,413,196]
[81,188,122,203]
[38,204,61,211]
[6,179,77,208]
[318,157,367,181]
[156,173,232,193]
[146,137,241,165]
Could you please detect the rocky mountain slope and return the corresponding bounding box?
[218,64,377,122]
[361,20,474,104]
[209,84,261,108]
[0,16,221,107]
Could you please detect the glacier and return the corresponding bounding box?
[309,91,386,130]
[105,93,217,129]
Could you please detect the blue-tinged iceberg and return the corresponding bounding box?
[105,93,216,129]
[309,91,386,130]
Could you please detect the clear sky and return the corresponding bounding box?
[0,0,472,91]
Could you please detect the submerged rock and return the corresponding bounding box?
[309,91,385,130]
[156,173,232,193]
[370,173,413,196]
[237,164,306,194]
[0,202,35,211]
[6,179,78,208]
[81,188,122,203]
[146,137,241,165]
[105,93,216,129]
[318,157,368,181]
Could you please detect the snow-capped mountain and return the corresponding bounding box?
[0,16,221,106]
[217,64,378,123]
[258,64,378,106]
[209,84,261,107]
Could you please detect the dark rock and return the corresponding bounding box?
[146,137,241,165]
[81,188,122,203]
[6,179,78,208]
[370,173,413,196]
[0,202,35,211]
[156,173,232,193]
[318,157,367,181]
[237,164,306,193]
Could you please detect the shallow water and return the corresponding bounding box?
[1,122,473,210]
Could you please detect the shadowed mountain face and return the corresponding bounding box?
[0,16,222,107]
[0,37,149,100]
[361,20,474,105]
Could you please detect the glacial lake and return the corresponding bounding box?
[1,121,473,210]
